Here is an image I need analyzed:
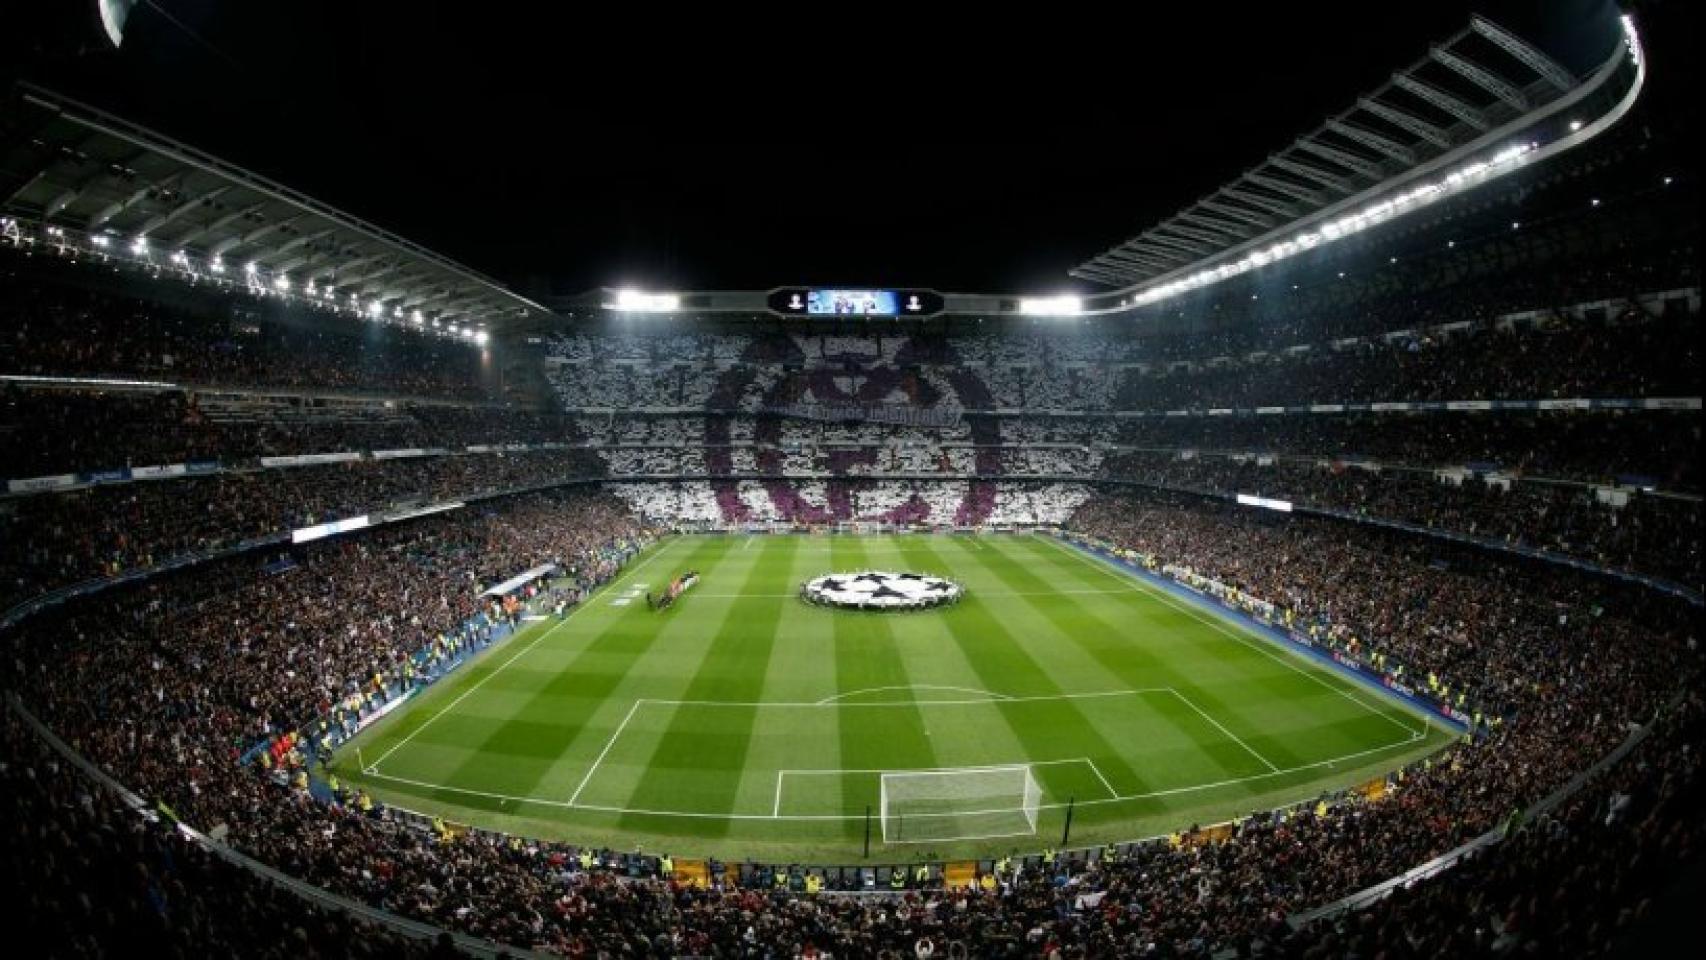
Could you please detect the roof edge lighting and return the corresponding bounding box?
[1079,15,1646,315]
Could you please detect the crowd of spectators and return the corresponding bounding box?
[0,125,1699,954]
[1,250,495,401]
[1100,452,1702,589]
[0,707,468,959]
[0,449,605,612]
[546,302,1700,414]
[0,385,586,478]
[609,480,1093,528]
[1112,411,1698,489]
[1,484,1696,957]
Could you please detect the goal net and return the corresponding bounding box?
[879,765,1042,843]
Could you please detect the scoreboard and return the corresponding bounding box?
[767,288,945,318]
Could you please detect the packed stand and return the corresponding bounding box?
[1100,451,1702,589]
[1,251,494,401]
[0,484,1694,956]
[1,384,582,478]
[0,449,605,612]
[0,707,470,960]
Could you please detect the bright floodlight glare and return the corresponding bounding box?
[99,0,137,48]
[129,236,148,254]
[411,309,423,324]
[474,330,490,345]
[1018,295,1083,316]
[368,300,384,318]
[612,289,680,312]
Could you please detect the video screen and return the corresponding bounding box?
[806,289,899,316]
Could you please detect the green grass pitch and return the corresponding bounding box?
[332,533,1454,862]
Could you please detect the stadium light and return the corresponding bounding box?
[1237,493,1293,513]
[91,235,111,248]
[1019,295,1084,316]
[130,236,148,254]
[209,257,225,274]
[609,289,680,312]
[474,330,490,345]
[274,275,290,292]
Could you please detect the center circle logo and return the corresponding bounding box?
[800,571,964,611]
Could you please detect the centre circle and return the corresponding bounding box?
[800,571,964,611]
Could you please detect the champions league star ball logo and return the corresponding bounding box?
[800,571,964,611]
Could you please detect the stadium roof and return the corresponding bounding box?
[0,83,550,334]
[1071,16,1624,294]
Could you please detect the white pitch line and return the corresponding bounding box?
[362,541,676,773]
[363,770,578,808]
[1085,758,1119,800]
[1168,688,1280,773]
[1037,534,1426,738]
[885,827,1037,844]
[815,684,1016,705]
[781,757,1091,777]
[359,731,1430,821]
[568,699,646,806]
[643,688,1170,709]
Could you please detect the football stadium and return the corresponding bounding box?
[1,2,1699,957]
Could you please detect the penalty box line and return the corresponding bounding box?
[569,690,1167,812]
[566,688,1298,817]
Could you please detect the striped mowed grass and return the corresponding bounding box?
[334,532,1451,862]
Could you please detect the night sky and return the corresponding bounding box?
[2,0,1651,297]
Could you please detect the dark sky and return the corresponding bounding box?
[4,0,1634,297]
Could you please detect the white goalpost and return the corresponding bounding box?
[879,764,1043,843]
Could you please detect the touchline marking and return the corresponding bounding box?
[364,769,577,808]
[361,540,677,774]
[1036,534,1426,738]
[365,731,1428,822]
[1167,688,1280,773]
